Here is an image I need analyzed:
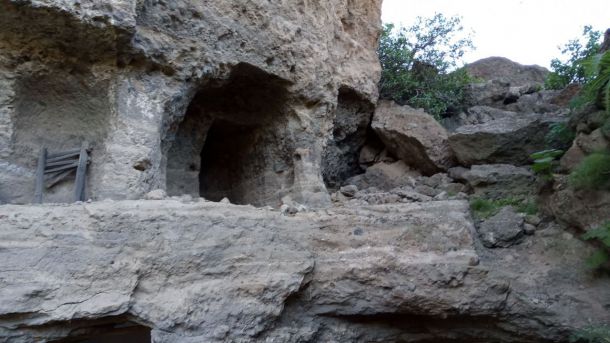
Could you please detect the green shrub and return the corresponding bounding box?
[544,26,602,90]
[530,149,564,179]
[581,221,610,270]
[378,14,475,120]
[569,152,610,190]
[470,197,537,219]
[545,123,576,149]
[570,324,610,343]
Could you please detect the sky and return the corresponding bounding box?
[381,0,609,68]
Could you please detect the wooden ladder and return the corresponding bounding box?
[34,142,90,203]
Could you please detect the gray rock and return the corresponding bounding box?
[345,161,420,191]
[478,206,525,248]
[144,189,167,200]
[448,164,537,200]
[339,185,358,197]
[524,223,537,235]
[449,111,568,166]
[372,101,456,174]
[547,176,610,231]
[465,57,548,87]
[0,200,607,342]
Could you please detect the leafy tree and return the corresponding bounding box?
[545,26,602,90]
[378,14,475,120]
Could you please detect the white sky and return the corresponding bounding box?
[381,0,609,68]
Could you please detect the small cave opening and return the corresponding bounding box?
[321,87,375,190]
[50,317,151,343]
[165,63,295,206]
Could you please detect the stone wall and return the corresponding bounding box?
[0,0,383,206]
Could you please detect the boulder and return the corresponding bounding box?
[466,57,549,86]
[345,160,420,191]
[448,164,537,200]
[448,111,568,166]
[547,177,610,231]
[478,206,525,248]
[372,101,455,174]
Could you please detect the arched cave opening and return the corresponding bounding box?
[322,87,375,190]
[165,63,295,206]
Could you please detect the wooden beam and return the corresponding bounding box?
[33,147,47,204]
[47,148,81,159]
[46,159,78,168]
[47,151,81,163]
[74,142,89,202]
[44,162,78,174]
[45,169,75,189]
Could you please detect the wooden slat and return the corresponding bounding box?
[47,148,81,159]
[46,159,78,168]
[44,162,78,174]
[33,147,47,204]
[47,151,81,163]
[45,169,75,189]
[74,142,89,202]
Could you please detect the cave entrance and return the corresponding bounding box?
[322,88,375,190]
[51,318,151,343]
[165,64,294,206]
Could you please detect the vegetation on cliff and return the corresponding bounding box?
[377,14,474,120]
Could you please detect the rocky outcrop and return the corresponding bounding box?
[449,110,567,166]
[0,0,383,206]
[1,200,608,342]
[372,101,455,175]
[466,57,548,87]
[449,164,537,200]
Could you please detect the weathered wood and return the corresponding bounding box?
[74,142,89,202]
[47,148,81,159]
[47,151,81,163]
[46,159,79,168]
[45,169,75,189]
[44,162,78,174]
[33,147,47,203]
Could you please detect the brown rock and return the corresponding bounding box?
[372,101,455,175]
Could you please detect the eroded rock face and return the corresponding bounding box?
[372,101,455,175]
[0,200,608,342]
[0,0,383,206]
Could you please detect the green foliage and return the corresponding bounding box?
[580,50,610,112]
[545,26,602,90]
[545,123,576,149]
[378,14,475,120]
[529,149,564,178]
[570,324,610,343]
[470,197,537,219]
[581,222,610,269]
[602,115,610,139]
[569,152,610,190]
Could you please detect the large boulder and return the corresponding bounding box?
[547,177,610,231]
[448,111,568,166]
[449,164,537,200]
[466,57,549,87]
[372,100,455,175]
